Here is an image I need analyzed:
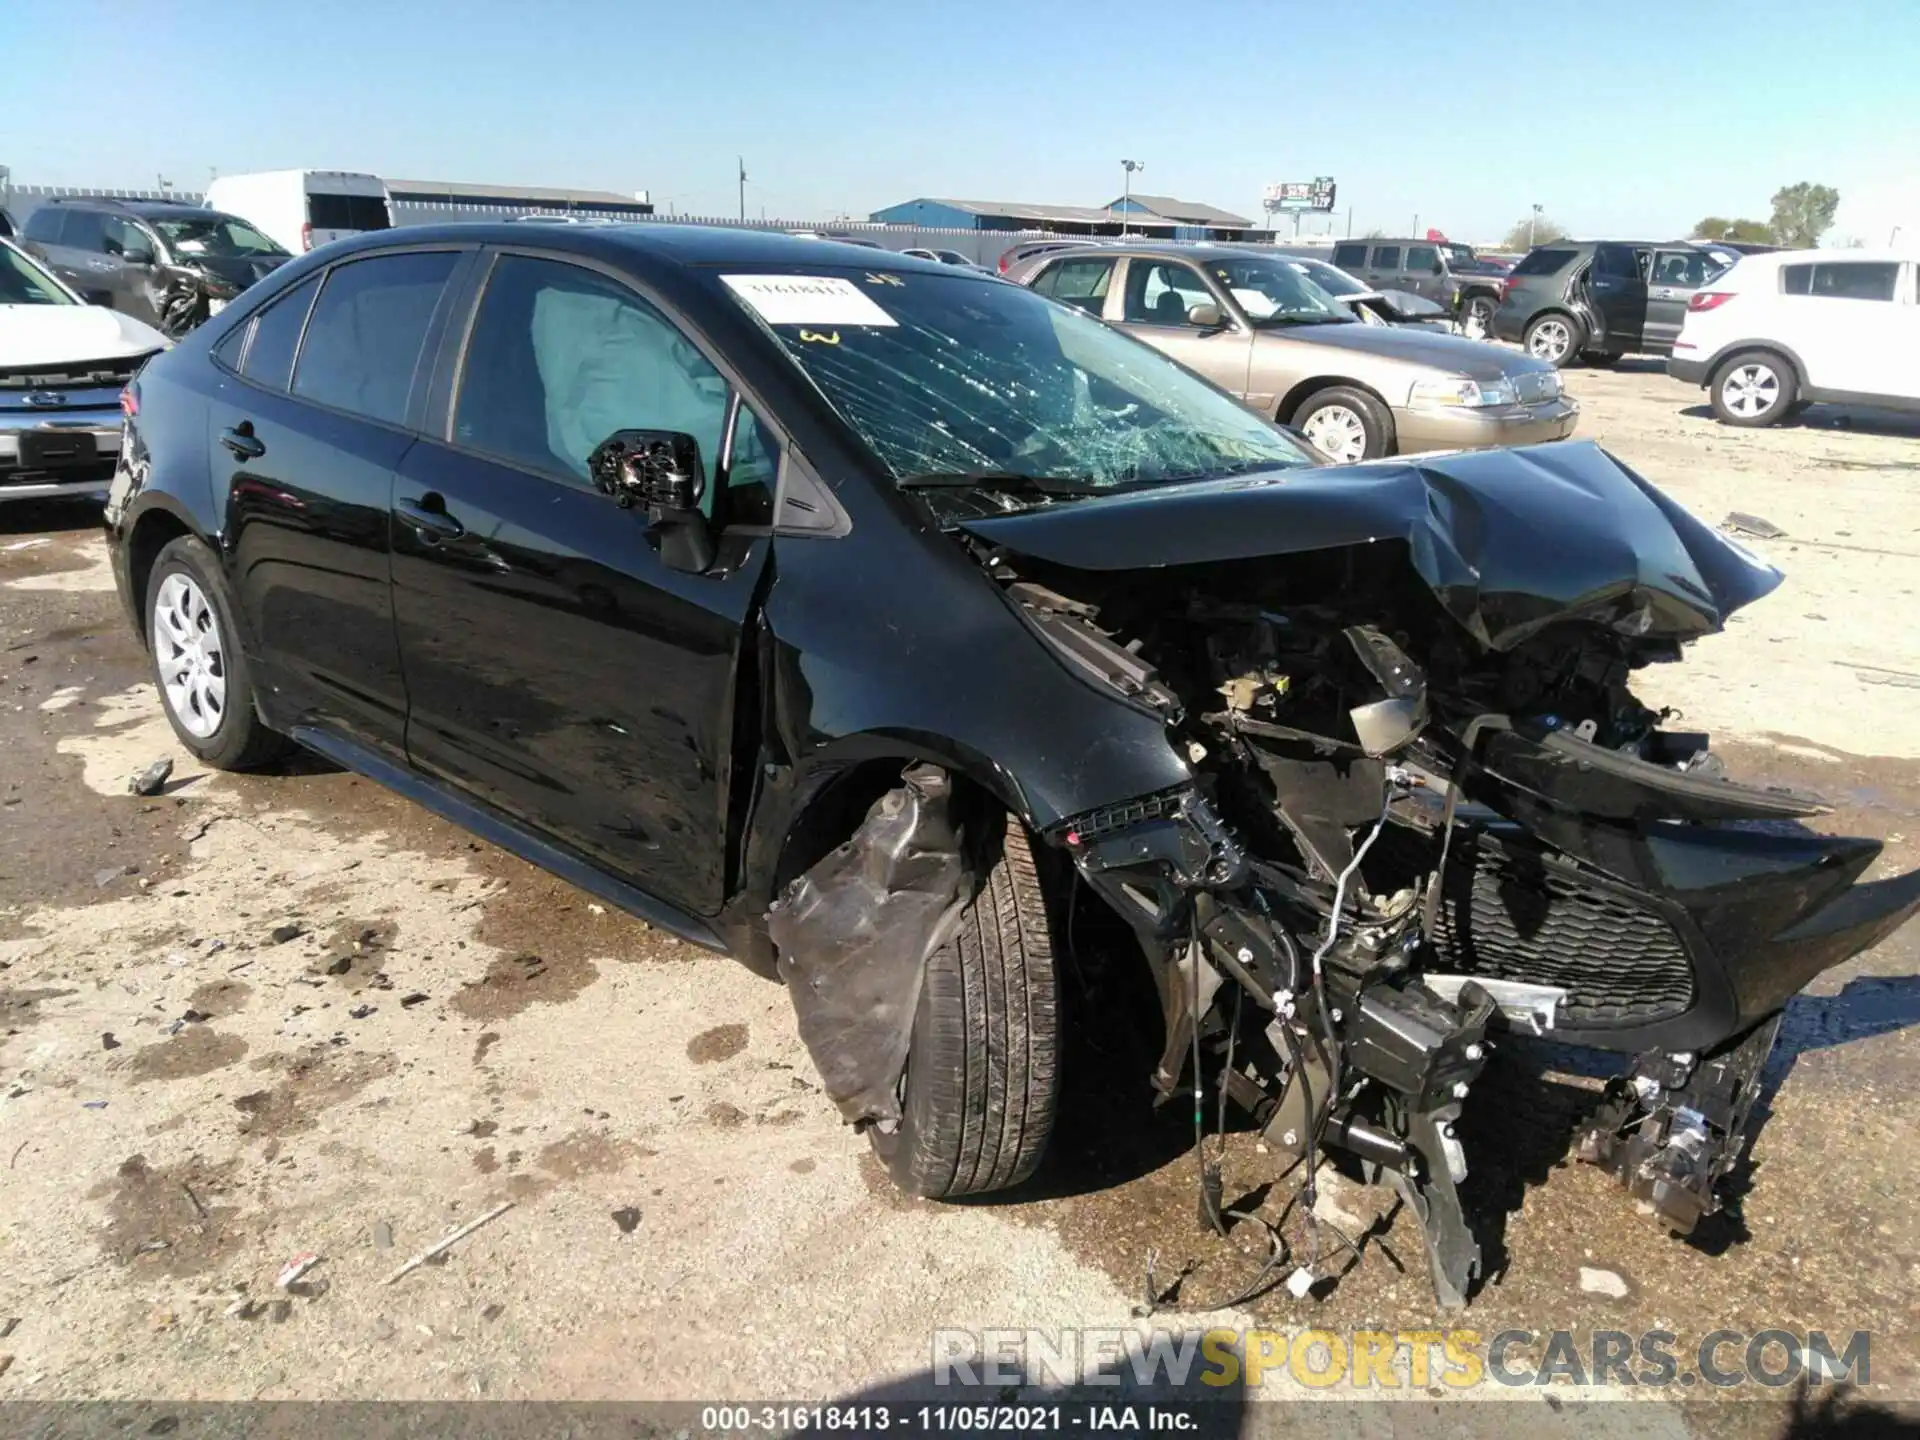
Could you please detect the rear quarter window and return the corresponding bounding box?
[1780,261,1900,302]
[1511,247,1577,277]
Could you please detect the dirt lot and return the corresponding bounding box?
[1,364,1917,1433]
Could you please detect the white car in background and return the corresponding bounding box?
[0,238,167,502]
[1669,249,1919,426]
[203,170,393,255]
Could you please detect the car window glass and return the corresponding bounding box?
[240,273,322,391]
[1595,245,1641,280]
[1331,242,1368,268]
[1370,246,1401,270]
[453,254,730,492]
[724,402,779,527]
[1780,261,1899,302]
[0,242,72,304]
[22,207,64,242]
[1651,250,1709,288]
[1406,245,1438,272]
[292,251,457,425]
[307,194,392,231]
[1512,247,1575,277]
[58,210,108,254]
[1123,261,1214,325]
[99,217,146,260]
[1036,257,1115,313]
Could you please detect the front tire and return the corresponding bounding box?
[1459,294,1497,340]
[1291,386,1393,464]
[1710,350,1797,427]
[1523,312,1583,368]
[145,535,290,770]
[873,812,1061,1198]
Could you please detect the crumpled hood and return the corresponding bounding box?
[188,253,287,291]
[0,304,169,368]
[955,440,1783,651]
[1273,319,1547,383]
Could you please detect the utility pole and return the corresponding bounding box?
[1529,203,1542,247]
[738,158,747,223]
[1119,159,1143,236]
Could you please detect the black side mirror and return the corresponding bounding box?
[1431,259,1445,275]
[588,428,715,573]
[121,240,156,267]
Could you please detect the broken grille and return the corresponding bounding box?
[1424,829,1697,1025]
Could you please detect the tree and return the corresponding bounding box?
[1502,214,1566,250]
[1768,183,1840,248]
[1692,216,1775,244]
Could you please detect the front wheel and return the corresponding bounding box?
[1523,312,1583,368]
[1291,387,1393,464]
[1710,350,1797,427]
[872,812,1061,1198]
[146,535,291,770]
[1459,294,1497,340]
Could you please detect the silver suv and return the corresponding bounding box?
[1329,239,1511,337]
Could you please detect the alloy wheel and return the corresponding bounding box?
[1301,404,1369,464]
[1721,363,1780,419]
[153,572,228,739]
[1527,319,1572,362]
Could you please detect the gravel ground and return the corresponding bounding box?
[1,361,1916,1434]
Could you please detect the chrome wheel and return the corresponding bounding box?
[1300,404,1369,463]
[1721,363,1780,419]
[1527,318,1573,362]
[153,572,227,739]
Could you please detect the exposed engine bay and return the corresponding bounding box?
[774,442,1920,1308]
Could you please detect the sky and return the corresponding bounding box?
[4,0,1917,245]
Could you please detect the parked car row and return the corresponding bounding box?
[1006,242,1574,462]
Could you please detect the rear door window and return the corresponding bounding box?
[1406,244,1438,273]
[239,273,322,391]
[1595,245,1643,280]
[1780,261,1900,301]
[292,250,459,425]
[1512,247,1575,277]
[1033,257,1115,314]
[1331,242,1368,269]
[1369,245,1402,271]
[307,194,392,231]
[56,210,108,254]
[22,207,66,243]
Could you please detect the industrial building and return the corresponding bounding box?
[868,193,1269,241]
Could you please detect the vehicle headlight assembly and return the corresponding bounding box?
[1408,376,1517,409]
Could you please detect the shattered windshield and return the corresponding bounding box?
[719,269,1312,490]
[1201,255,1353,326]
[0,242,73,304]
[152,215,288,259]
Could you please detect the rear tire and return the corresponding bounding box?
[145,535,291,771]
[1290,386,1393,464]
[1523,312,1583,368]
[1710,350,1797,427]
[872,812,1061,1198]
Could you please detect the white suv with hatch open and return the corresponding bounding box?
[1669,250,1919,426]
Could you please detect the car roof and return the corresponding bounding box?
[304,221,958,274]
[1722,246,1914,266]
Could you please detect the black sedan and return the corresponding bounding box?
[105,225,1917,1302]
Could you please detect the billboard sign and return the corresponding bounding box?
[1263,178,1337,212]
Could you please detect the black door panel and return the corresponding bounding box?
[215,384,413,752]
[390,439,767,913]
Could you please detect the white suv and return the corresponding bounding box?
[1669,249,1918,426]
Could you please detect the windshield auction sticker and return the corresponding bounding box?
[722,274,898,327]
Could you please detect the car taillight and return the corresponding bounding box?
[1501,275,1521,298]
[1689,291,1734,312]
[120,384,139,418]
[300,222,313,252]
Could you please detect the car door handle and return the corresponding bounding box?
[397,494,466,543]
[1654,287,1679,300]
[219,423,265,460]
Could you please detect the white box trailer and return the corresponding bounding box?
[203,170,393,255]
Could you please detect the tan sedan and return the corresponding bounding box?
[1009,243,1577,463]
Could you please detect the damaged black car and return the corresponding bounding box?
[105,226,1920,1308]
